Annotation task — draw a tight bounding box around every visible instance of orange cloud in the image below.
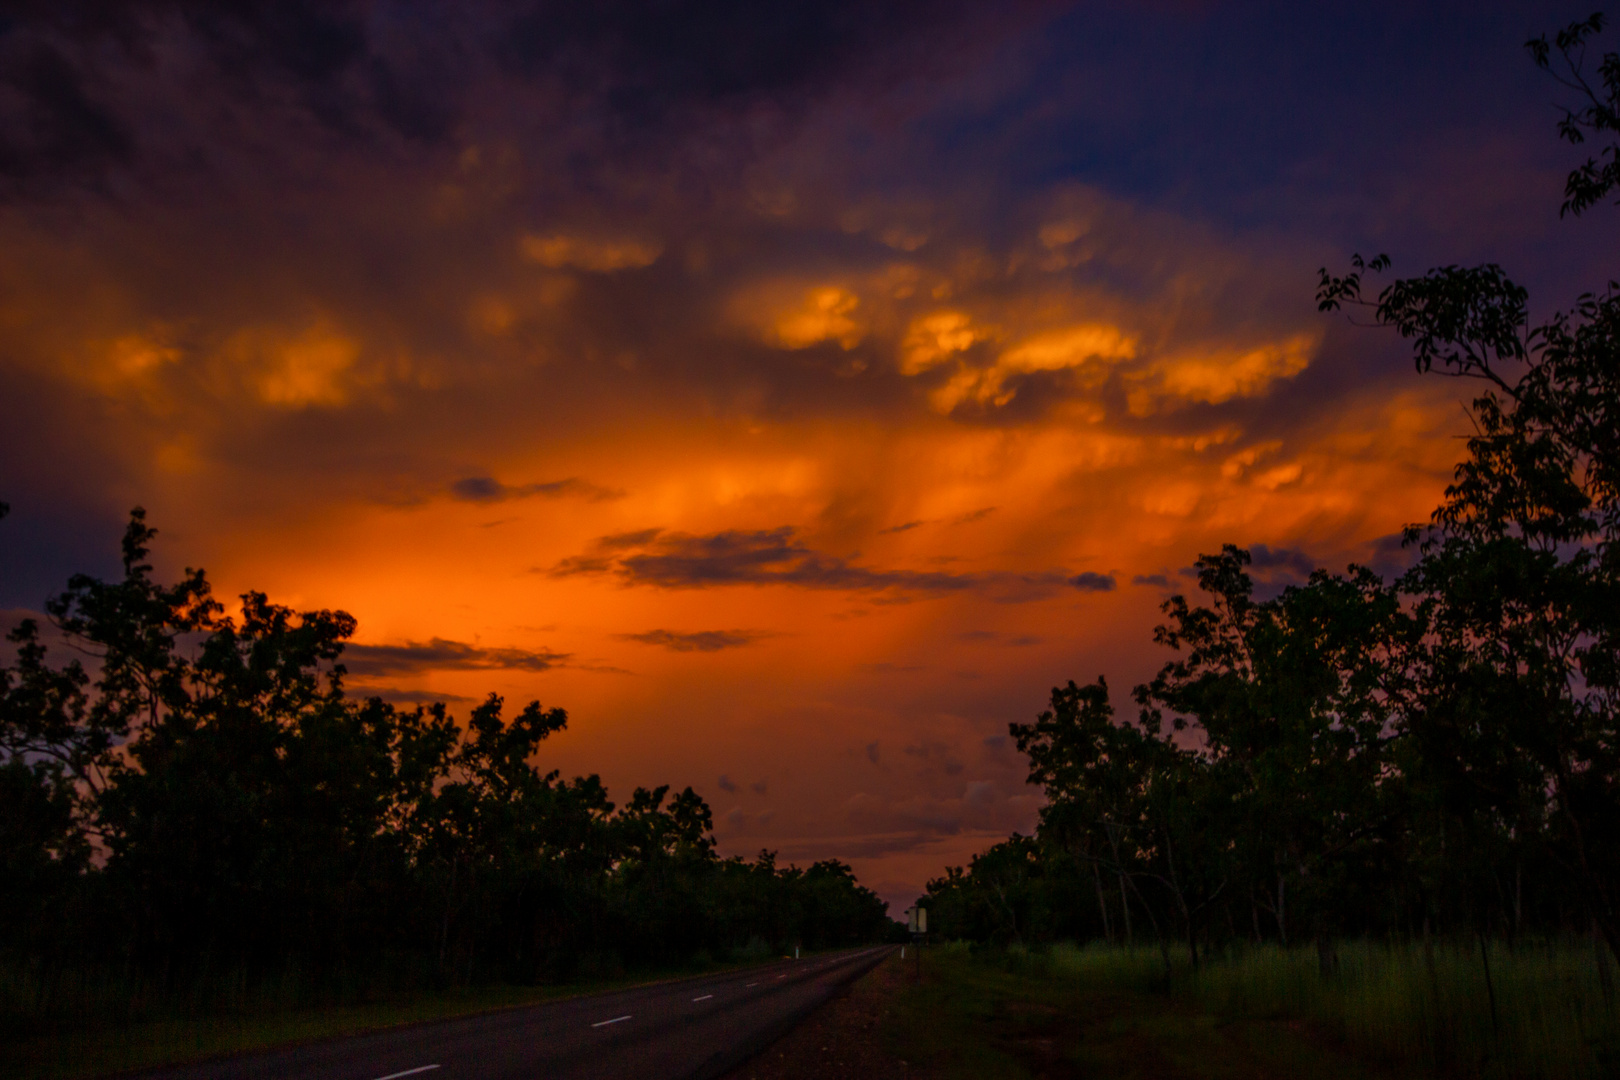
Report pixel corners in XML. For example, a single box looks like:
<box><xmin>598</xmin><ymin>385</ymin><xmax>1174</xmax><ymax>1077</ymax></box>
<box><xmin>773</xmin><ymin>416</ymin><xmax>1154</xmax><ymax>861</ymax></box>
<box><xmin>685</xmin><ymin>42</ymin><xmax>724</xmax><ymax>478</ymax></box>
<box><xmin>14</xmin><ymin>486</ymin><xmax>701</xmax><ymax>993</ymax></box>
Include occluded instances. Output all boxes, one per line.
<box><xmin>899</xmin><ymin>310</ymin><xmax>989</xmax><ymax>375</ymax></box>
<box><xmin>247</xmin><ymin>324</ymin><xmax>361</xmax><ymax>408</ymax></box>
<box><xmin>1126</xmin><ymin>333</ymin><xmax>1318</xmax><ymax>415</ymax></box>
<box><xmin>521</xmin><ymin>234</ymin><xmax>663</xmax><ymax>272</ymax></box>
<box><xmin>766</xmin><ymin>286</ymin><xmax>865</xmax><ymax>350</ymax></box>
<box><xmin>928</xmin><ymin>322</ymin><xmax>1137</xmax><ymax>411</ymax></box>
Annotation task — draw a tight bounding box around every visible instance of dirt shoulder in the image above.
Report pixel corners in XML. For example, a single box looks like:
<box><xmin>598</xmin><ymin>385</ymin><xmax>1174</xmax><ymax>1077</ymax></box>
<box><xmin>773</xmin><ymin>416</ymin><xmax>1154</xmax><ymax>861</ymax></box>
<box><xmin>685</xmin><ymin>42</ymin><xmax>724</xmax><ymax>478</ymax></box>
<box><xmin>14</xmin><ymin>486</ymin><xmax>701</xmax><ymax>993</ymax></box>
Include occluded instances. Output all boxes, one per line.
<box><xmin>717</xmin><ymin>951</ymin><xmax>917</xmax><ymax>1080</ymax></box>
<box><xmin>721</xmin><ymin>946</ymin><xmax>1412</xmax><ymax>1080</ymax></box>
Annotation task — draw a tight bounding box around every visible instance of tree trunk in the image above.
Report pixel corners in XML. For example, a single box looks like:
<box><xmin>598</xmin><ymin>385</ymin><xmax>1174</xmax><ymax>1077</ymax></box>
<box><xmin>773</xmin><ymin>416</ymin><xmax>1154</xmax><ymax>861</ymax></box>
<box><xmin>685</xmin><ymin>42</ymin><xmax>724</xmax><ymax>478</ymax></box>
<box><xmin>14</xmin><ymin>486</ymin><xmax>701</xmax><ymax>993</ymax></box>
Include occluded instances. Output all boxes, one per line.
<box><xmin>1513</xmin><ymin>862</ymin><xmax>1523</xmax><ymax>946</ymax></box>
<box><xmin>1478</xmin><ymin>931</ymin><xmax>1499</xmax><ymax>1034</ymax></box>
<box><xmin>1276</xmin><ymin>872</ymin><xmax>1288</xmax><ymax>947</ymax></box>
<box><xmin>1118</xmin><ymin>870</ymin><xmax>1134</xmax><ymax>944</ymax></box>
<box><xmin>1091</xmin><ymin>859</ymin><xmax>1113</xmax><ymax>943</ymax></box>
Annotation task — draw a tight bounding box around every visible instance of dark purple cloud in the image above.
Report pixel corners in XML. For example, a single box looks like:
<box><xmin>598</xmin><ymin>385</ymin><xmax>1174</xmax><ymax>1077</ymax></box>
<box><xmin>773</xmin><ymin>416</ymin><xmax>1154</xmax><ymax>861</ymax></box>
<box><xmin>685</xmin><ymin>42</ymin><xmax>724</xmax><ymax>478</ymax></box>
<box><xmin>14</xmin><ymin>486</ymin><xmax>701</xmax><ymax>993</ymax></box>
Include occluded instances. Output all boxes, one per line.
<box><xmin>0</xmin><ymin>0</ymin><xmax>1046</xmax><ymax>204</ymax></box>
<box><xmin>549</xmin><ymin>526</ymin><xmax>1081</xmax><ymax>600</ymax></box>
<box><xmin>1068</xmin><ymin>571</ymin><xmax>1116</xmax><ymax>592</ymax></box>
<box><xmin>342</xmin><ymin>636</ymin><xmax>569</xmax><ymax>676</ymax></box>
<box><xmin>959</xmin><ymin>629</ymin><xmax>1042</xmax><ymax>645</ymax></box>
<box><xmin>354</xmin><ymin>685</ymin><xmax>478</xmax><ymax>705</ymax></box>
<box><xmin>1248</xmin><ymin>543</ymin><xmax>1318</xmax><ymax>579</ymax></box>
<box><xmin>449</xmin><ymin>475</ymin><xmax>622</xmax><ymax>503</ymax></box>
<box><xmin>616</xmin><ymin>628</ymin><xmax>772</xmax><ymax>652</ymax></box>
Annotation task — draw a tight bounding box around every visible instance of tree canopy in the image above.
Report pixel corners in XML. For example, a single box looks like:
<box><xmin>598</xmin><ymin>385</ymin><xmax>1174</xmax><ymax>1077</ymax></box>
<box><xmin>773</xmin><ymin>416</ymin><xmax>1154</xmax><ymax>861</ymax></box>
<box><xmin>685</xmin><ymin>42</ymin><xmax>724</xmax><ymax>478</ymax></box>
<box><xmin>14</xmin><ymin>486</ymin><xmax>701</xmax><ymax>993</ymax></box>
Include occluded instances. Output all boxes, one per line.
<box><xmin>0</xmin><ymin>510</ymin><xmax>896</xmax><ymax>1003</ymax></box>
<box><xmin>926</xmin><ymin>13</ymin><xmax>1620</xmax><ymax>972</ymax></box>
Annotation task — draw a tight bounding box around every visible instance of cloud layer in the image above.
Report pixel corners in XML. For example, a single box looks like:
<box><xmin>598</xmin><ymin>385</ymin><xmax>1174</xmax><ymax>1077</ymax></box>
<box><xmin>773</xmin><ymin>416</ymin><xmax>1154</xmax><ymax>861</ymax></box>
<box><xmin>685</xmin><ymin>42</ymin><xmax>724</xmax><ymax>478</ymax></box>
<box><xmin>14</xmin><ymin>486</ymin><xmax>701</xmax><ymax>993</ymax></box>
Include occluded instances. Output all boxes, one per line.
<box><xmin>3</xmin><ymin>1</ymin><xmax>1614</xmax><ymax>910</ymax></box>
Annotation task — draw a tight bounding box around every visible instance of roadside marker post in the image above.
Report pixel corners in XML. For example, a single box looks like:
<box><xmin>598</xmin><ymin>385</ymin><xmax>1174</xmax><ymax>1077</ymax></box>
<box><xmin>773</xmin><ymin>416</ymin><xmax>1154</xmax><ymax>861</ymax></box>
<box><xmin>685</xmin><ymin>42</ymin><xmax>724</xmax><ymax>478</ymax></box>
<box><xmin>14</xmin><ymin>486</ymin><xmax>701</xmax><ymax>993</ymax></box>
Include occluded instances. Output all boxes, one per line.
<box><xmin>905</xmin><ymin>905</ymin><xmax>927</xmax><ymax>981</ymax></box>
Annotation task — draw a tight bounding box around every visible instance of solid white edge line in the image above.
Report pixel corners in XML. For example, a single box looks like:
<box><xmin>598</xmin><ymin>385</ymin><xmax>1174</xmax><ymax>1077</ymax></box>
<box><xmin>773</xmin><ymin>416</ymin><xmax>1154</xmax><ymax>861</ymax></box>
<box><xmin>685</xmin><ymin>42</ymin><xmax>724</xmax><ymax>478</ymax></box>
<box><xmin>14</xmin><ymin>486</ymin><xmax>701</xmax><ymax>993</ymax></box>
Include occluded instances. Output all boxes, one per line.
<box><xmin>692</xmin><ymin>994</ymin><xmax>714</xmax><ymax>1002</ymax></box>
<box><xmin>591</xmin><ymin>1015</ymin><xmax>633</xmax><ymax>1028</ymax></box>
<box><xmin>373</xmin><ymin>1066</ymin><xmax>441</xmax><ymax>1080</ymax></box>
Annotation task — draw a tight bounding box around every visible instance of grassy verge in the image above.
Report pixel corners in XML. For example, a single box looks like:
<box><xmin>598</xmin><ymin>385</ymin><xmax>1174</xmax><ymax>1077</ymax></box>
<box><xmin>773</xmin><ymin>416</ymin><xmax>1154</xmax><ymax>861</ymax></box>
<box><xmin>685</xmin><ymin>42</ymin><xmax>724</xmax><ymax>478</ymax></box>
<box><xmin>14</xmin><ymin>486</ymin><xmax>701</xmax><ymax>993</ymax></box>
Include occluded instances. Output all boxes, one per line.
<box><xmin>1061</xmin><ymin>938</ymin><xmax>1619</xmax><ymax>1079</ymax></box>
<box><xmin>883</xmin><ymin>939</ymin><xmax>1620</xmax><ymax>1080</ymax></box>
<box><xmin>885</xmin><ymin>943</ymin><xmax>1398</xmax><ymax>1080</ymax></box>
<box><xmin>2</xmin><ymin>955</ymin><xmax>790</xmax><ymax>1080</ymax></box>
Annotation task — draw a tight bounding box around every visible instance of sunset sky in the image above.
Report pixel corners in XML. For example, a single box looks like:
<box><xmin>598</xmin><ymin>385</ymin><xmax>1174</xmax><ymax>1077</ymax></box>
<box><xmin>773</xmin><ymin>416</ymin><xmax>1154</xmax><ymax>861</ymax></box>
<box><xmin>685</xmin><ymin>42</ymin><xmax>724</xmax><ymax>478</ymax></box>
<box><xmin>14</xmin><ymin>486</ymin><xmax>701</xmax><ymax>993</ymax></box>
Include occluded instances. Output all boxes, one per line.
<box><xmin>3</xmin><ymin>1</ymin><xmax>1618</xmax><ymax>912</ymax></box>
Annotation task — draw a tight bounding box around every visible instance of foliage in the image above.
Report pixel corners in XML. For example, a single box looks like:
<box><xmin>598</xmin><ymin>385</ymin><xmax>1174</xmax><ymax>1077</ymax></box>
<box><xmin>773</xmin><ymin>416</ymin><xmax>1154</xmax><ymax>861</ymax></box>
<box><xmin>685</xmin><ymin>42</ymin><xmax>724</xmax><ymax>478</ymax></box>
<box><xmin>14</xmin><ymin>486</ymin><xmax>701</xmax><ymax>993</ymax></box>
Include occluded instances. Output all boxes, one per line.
<box><xmin>927</xmin><ymin>15</ymin><xmax>1620</xmax><ymax>1004</ymax></box>
<box><xmin>1030</xmin><ymin>939</ymin><xmax>1617</xmax><ymax>1080</ymax></box>
<box><xmin>0</xmin><ymin>512</ymin><xmax>894</xmax><ymax>1014</ymax></box>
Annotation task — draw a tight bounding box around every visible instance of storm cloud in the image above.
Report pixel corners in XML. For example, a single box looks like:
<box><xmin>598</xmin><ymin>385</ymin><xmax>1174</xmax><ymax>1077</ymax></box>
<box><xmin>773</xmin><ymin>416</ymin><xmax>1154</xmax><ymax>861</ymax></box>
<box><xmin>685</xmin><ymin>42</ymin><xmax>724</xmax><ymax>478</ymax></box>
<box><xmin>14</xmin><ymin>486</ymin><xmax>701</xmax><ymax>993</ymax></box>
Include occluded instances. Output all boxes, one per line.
<box><xmin>450</xmin><ymin>475</ymin><xmax>622</xmax><ymax>503</ymax></box>
<box><xmin>617</xmin><ymin>628</ymin><xmax>774</xmax><ymax>652</ymax></box>
<box><xmin>342</xmin><ymin>637</ymin><xmax>570</xmax><ymax>676</ymax></box>
<box><xmin>552</xmin><ymin>527</ymin><xmax>1081</xmax><ymax>600</ymax></box>
<box><xmin>1</xmin><ymin>0</ymin><xmax>1609</xmax><ymax>912</ymax></box>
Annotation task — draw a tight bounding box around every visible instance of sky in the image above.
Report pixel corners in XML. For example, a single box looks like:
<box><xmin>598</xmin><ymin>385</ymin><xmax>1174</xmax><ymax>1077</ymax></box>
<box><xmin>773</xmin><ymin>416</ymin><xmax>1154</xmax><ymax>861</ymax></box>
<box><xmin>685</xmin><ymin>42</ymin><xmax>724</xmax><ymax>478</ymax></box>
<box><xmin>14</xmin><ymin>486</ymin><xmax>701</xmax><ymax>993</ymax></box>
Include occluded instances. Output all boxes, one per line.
<box><xmin>2</xmin><ymin>1</ymin><xmax>1618</xmax><ymax>913</ymax></box>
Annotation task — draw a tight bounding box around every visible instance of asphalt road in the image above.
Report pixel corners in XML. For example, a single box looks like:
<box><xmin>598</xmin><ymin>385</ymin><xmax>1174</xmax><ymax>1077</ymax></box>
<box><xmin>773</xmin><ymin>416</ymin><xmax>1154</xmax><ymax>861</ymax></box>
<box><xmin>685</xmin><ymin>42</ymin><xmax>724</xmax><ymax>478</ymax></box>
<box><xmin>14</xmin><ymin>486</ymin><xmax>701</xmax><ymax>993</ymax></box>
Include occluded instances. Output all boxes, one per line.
<box><xmin>142</xmin><ymin>946</ymin><xmax>895</xmax><ymax>1080</ymax></box>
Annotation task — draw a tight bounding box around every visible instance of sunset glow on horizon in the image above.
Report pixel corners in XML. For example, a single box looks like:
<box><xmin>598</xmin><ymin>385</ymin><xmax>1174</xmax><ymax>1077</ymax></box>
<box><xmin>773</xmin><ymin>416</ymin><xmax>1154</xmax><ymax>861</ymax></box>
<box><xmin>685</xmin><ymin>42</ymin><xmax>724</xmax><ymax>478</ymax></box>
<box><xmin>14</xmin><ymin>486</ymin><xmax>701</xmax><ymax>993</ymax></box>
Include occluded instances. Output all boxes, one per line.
<box><xmin>4</xmin><ymin>0</ymin><xmax>1617</xmax><ymax>912</ymax></box>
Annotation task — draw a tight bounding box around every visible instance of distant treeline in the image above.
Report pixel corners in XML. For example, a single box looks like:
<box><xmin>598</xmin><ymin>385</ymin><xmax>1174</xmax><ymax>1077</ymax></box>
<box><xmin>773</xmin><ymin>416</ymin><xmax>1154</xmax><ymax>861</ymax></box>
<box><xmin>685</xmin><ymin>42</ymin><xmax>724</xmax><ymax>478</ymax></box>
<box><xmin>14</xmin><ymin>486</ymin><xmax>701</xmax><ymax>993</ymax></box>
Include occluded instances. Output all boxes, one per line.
<box><xmin>926</xmin><ymin>17</ymin><xmax>1620</xmax><ymax>973</ymax></box>
<box><xmin>0</xmin><ymin>506</ymin><xmax>895</xmax><ymax>999</ymax></box>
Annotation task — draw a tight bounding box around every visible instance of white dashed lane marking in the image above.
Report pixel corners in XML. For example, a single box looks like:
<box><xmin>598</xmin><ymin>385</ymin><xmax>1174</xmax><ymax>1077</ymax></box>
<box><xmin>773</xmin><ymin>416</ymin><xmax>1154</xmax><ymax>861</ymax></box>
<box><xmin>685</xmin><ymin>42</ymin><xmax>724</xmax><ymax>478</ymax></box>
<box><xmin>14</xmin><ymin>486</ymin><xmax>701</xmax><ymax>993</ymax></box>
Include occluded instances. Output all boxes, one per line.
<box><xmin>692</xmin><ymin>994</ymin><xmax>713</xmax><ymax>1002</ymax></box>
<box><xmin>374</xmin><ymin>1067</ymin><xmax>440</xmax><ymax>1080</ymax></box>
<box><xmin>591</xmin><ymin>1015</ymin><xmax>632</xmax><ymax>1028</ymax></box>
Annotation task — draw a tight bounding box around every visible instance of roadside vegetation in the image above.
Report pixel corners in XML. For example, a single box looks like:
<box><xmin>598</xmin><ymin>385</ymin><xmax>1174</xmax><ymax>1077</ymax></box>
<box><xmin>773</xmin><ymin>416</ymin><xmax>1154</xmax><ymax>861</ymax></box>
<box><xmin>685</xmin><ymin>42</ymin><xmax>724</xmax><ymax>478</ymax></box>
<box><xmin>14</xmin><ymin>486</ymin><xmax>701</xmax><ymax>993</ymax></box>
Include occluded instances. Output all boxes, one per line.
<box><xmin>884</xmin><ymin>941</ymin><xmax>1617</xmax><ymax>1079</ymax></box>
<box><xmin>0</xmin><ymin>496</ymin><xmax>899</xmax><ymax>1070</ymax></box>
<box><xmin>887</xmin><ymin>944</ymin><xmax>1398</xmax><ymax>1080</ymax></box>
<box><xmin>913</xmin><ymin>15</ymin><xmax>1620</xmax><ymax>1079</ymax></box>
<box><xmin>0</xmin><ymin>519</ymin><xmax>898</xmax><ymax>1072</ymax></box>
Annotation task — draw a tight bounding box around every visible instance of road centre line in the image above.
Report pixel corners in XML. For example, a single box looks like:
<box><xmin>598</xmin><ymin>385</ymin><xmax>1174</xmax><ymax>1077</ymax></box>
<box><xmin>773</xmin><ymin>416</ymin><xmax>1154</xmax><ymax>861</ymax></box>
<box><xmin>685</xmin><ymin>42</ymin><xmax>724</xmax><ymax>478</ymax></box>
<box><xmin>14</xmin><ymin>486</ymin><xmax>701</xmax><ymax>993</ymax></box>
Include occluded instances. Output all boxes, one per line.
<box><xmin>373</xmin><ymin>1067</ymin><xmax>440</xmax><ymax>1080</ymax></box>
<box><xmin>692</xmin><ymin>994</ymin><xmax>713</xmax><ymax>1002</ymax></box>
<box><xmin>591</xmin><ymin>1015</ymin><xmax>632</xmax><ymax>1028</ymax></box>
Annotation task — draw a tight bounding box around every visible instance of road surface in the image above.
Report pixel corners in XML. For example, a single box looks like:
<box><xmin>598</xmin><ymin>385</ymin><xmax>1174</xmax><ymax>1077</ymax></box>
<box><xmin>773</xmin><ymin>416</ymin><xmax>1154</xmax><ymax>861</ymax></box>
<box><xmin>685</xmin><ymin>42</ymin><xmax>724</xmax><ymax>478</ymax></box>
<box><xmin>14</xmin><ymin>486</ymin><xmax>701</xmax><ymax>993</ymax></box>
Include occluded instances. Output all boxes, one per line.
<box><xmin>141</xmin><ymin>946</ymin><xmax>895</xmax><ymax>1080</ymax></box>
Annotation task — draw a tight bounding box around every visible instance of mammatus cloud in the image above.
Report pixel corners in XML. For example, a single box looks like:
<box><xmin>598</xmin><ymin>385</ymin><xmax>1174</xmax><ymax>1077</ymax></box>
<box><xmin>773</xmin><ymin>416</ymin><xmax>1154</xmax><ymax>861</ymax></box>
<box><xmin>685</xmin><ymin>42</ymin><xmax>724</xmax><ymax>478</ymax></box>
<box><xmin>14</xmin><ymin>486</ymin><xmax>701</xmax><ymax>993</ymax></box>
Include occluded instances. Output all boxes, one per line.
<box><xmin>548</xmin><ymin>526</ymin><xmax>1084</xmax><ymax>600</ymax></box>
<box><xmin>617</xmin><ymin>628</ymin><xmax>774</xmax><ymax>652</ymax></box>
<box><xmin>1124</xmin><ymin>335</ymin><xmax>1318</xmax><ymax>416</ymax></box>
<box><xmin>449</xmin><ymin>476</ymin><xmax>623</xmax><ymax>503</ymax></box>
<box><xmin>0</xmin><ymin>1</ymin><xmax>1014</xmax><ymax>203</ymax></box>
<box><xmin>762</xmin><ymin>286</ymin><xmax>866</xmax><ymax>350</ymax></box>
<box><xmin>927</xmin><ymin>322</ymin><xmax>1138</xmax><ymax>412</ymax></box>
<box><xmin>341</xmin><ymin>637</ymin><xmax>570</xmax><ymax>676</ymax></box>
<box><xmin>521</xmin><ymin>234</ymin><xmax>662</xmax><ymax>272</ymax></box>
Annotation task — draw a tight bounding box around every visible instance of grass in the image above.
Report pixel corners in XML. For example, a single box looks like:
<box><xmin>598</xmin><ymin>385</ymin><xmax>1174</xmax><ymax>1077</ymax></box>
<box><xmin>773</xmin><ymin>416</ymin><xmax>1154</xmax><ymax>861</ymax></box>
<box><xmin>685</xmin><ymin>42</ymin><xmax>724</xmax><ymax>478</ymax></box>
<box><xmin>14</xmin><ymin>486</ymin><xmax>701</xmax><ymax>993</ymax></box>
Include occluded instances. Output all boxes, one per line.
<box><xmin>886</xmin><ymin>943</ymin><xmax>1398</xmax><ymax>1080</ymax></box>
<box><xmin>884</xmin><ymin>938</ymin><xmax>1620</xmax><ymax>1079</ymax></box>
<box><xmin>1046</xmin><ymin>937</ymin><xmax>1620</xmax><ymax>1079</ymax></box>
<box><xmin>1</xmin><ymin>953</ymin><xmax>790</xmax><ymax>1080</ymax></box>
